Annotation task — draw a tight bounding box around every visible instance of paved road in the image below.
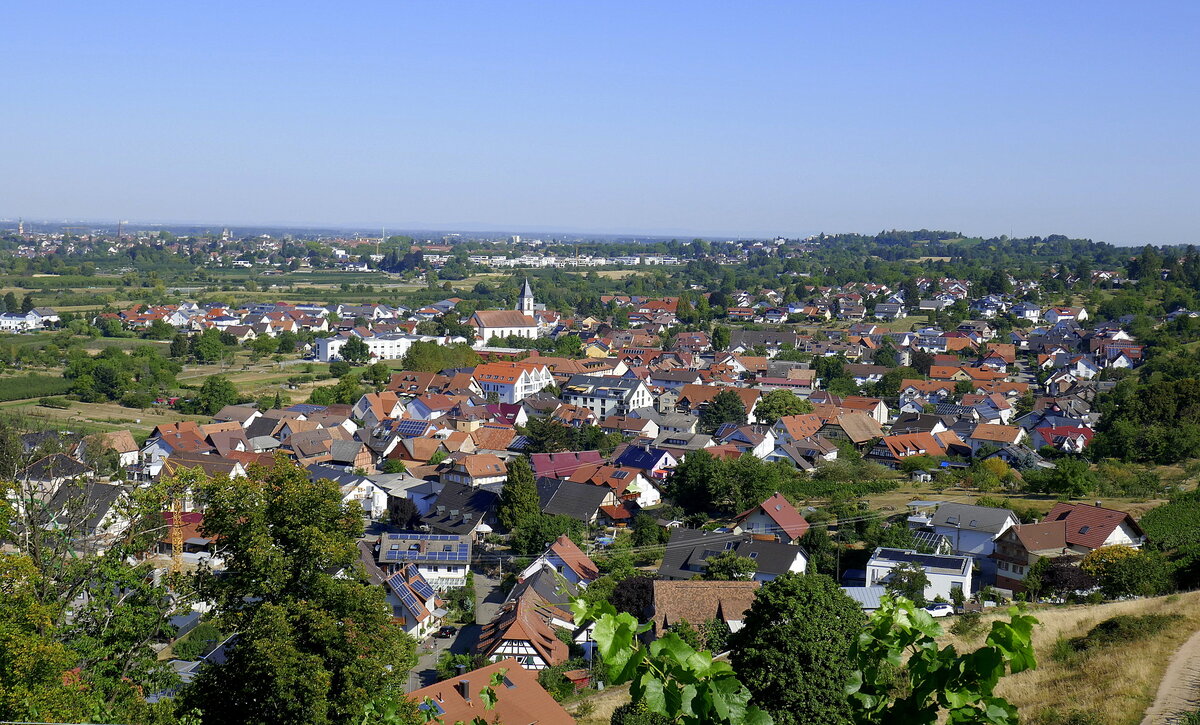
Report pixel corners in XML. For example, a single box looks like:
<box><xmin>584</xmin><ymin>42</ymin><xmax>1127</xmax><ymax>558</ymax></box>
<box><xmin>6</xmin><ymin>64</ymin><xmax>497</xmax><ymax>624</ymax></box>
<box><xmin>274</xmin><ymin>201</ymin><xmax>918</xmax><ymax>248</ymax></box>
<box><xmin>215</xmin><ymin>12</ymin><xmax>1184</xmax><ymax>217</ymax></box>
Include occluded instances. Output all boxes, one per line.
<box><xmin>404</xmin><ymin>566</ymin><xmax>505</xmax><ymax>692</ymax></box>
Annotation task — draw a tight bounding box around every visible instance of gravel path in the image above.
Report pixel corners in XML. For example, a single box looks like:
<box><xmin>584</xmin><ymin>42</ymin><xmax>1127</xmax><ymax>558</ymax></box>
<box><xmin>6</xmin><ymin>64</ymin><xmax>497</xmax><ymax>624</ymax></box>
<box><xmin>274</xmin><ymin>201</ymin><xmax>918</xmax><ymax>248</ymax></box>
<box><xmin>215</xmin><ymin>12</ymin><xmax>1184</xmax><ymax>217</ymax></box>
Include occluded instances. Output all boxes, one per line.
<box><xmin>1142</xmin><ymin>628</ymin><xmax>1200</xmax><ymax>724</ymax></box>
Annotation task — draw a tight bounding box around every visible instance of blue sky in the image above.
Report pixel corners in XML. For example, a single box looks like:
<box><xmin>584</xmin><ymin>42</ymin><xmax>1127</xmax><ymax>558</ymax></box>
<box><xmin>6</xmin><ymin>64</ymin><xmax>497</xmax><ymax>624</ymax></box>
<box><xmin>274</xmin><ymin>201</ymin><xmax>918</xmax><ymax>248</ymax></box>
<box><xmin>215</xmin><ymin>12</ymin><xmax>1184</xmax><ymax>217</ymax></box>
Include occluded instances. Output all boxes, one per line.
<box><xmin>3</xmin><ymin>2</ymin><xmax>1198</xmax><ymax>243</ymax></box>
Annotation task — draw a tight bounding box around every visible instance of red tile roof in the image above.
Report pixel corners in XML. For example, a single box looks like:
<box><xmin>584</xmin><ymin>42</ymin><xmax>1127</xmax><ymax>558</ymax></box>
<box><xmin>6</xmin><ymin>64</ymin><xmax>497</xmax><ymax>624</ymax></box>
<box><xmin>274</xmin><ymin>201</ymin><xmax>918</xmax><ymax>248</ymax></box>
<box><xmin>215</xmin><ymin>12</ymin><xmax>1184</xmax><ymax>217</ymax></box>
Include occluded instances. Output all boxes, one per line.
<box><xmin>1044</xmin><ymin>502</ymin><xmax>1143</xmax><ymax>550</ymax></box>
<box><xmin>735</xmin><ymin>493</ymin><xmax>809</xmax><ymax>541</ymax></box>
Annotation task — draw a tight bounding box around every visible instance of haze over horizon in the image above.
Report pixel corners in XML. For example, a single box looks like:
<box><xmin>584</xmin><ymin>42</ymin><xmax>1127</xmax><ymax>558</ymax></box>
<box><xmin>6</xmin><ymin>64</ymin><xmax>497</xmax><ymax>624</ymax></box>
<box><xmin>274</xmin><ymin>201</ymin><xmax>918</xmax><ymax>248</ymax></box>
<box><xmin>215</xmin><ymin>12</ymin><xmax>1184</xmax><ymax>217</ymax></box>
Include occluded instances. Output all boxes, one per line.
<box><xmin>4</xmin><ymin>2</ymin><xmax>1198</xmax><ymax>246</ymax></box>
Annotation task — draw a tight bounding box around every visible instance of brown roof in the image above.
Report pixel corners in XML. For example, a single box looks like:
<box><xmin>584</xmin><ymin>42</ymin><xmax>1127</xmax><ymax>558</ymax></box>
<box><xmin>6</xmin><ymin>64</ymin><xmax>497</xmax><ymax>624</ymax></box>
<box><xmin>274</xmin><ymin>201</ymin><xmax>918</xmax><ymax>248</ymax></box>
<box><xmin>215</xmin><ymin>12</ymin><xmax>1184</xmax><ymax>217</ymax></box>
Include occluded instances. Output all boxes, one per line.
<box><xmin>86</xmin><ymin>430</ymin><xmax>139</xmax><ymax>454</ymax></box>
<box><xmin>1010</xmin><ymin>521</ymin><xmax>1068</xmax><ymax>554</ymax></box>
<box><xmin>1044</xmin><ymin>502</ymin><xmax>1144</xmax><ymax>550</ymax></box>
<box><xmin>161</xmin><ymin>451</ymin><xmax>242</xmax><ymax>478</ymax></box>
<box><xmin>547</xmin><ymin>534</ymin><xmax>600</xmax><ymax>581</ymax></box>
<box><xmin>775</xmin><ymin>413</ymin><xmax>824</xmax><ymax>440</ymax></box>
<box><xmin>651</xmin><ymin>580</ymin><xmax>760</xmax><ymax>635</ymax></box>
<box><xmin>823</xmin><ymin>412</ymin><xmax>883</xmax><ymax>444</ymax></box>
<box><xmin>970</xmin><ymin>424</ymin><xmax>1023</xmax><ymax>443</ymax></box>
<box><xmin>472</xmin><ymin>310</ymin><xmax>536</xmax><ymax>328</ymax></box>
<box><xmin>470</xmin><ymin>426</ymin><xmax>516</xmax><ymax>451</ymax></box>
<box><xmin>408</xmin><ymin>659</ymin><xmax>573</xmax><ymax>725</ymax></box>
<box><xmin>735</xmin><ymin>493</ymin><xmax>809</xmax><ymax>541</ymax></box>
<box><xmin>474</xmin><ymin>599</ymin><xmax>568</xmax><ymax>667</ymax></box>
<box><xmin>453</xmin><ymin>453</ymin><xmax>507</xmax><ymax>478</ymax></box>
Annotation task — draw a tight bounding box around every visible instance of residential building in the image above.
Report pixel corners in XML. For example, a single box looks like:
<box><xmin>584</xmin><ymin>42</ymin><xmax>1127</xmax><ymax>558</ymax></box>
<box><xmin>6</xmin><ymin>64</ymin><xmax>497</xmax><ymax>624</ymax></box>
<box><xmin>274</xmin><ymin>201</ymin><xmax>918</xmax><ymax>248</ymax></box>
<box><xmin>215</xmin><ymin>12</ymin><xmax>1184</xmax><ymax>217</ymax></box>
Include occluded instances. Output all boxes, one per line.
<box><xmin>375</xmin><ymin>532</ymin><xmax>471</xmax><ymax>589</ymax></box>
<box><xmin>658</xmin><ymin>529</ymin><xmax>807</xmax><ymax>582</ymax></box>
<box><xmin>407</xmin><ymin>659</ymin><xmax>574</xmax><ymax>724</ymax></box>
<box><xmin>866</xmin><ymin>547</ymin><xmax>973</xmax><ymax>602</ymax></box>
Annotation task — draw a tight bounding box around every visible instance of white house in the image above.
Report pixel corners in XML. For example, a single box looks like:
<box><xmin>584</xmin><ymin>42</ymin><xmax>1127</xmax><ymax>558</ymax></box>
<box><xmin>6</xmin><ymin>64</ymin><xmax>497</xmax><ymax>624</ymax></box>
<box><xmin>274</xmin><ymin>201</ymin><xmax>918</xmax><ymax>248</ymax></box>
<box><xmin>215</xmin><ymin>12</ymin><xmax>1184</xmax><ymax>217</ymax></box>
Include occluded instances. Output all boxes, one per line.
<box><xmin>561</xmin><ymin>375</ymin><xmax>655</xmax><ymax>418</ymax></box>
<box><xmin>931</xmin><ymin>502</ymin><xmax>1018</xmax><ymax>579</ymax></box>
<box><xmin>316</xmin><ymin>332</ymin><xmax>468</xmax><ymax>362</ymax></box>
<box><xmin>472</xmin><ymin>361</ymin><xmax>555</xmax><ymax>404</ymax></box>
<box><xmin>516</xmin><ymin>535</ymin><xmax>601</xmax><ymax>587</ymax></box>
<box><xmin>866</xmin><ymin>547</ymin><xmax>973</xmax><ymax>602</ymax></box>
<box><xmin>383</xmin><ymin>564</ymin><xmax>444</xmax><ymax>640</ymax></box>
<box><xmin>470</xmin><ymin>310</ymin><xmax>539</xmax><ymax>342</ymax></box>
<box><xmin>375</xmin><ymin>532</ymin><xmax>471</xmax><ymax>590</ymax></box>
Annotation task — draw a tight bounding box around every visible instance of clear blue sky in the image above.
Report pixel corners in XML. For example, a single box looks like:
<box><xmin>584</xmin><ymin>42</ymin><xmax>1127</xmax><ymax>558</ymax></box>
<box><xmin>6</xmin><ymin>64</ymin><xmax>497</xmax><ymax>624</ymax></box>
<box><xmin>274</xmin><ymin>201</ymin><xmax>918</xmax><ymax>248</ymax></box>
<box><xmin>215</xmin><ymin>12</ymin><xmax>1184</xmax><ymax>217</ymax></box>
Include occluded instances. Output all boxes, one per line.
<box><xmin>3</xmin><ymin>2</ymin><xmax>1198</xmax><ymax>244</ymax></box>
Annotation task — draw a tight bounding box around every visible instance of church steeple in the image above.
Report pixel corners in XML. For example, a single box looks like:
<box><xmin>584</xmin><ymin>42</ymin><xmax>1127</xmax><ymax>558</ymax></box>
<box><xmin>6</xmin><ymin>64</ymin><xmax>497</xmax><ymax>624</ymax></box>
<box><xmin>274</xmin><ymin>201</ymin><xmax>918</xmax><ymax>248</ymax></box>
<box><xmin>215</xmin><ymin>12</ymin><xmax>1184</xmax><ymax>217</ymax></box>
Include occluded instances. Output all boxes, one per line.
<box><xmin>517</xmin><ymin>278</ymin><xmax>536</xmax><ymax>314</ymax></box>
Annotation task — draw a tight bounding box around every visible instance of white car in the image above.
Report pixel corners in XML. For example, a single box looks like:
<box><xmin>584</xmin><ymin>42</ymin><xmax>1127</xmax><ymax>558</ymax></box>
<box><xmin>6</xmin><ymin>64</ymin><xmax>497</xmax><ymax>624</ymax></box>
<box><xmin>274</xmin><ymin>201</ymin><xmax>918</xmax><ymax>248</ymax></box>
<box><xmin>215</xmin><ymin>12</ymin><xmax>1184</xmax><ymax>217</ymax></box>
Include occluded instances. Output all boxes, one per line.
<box><xmin>924</xmin><ymin>603</ymin><xmax>954</xmax><ymax>618</ymax></box>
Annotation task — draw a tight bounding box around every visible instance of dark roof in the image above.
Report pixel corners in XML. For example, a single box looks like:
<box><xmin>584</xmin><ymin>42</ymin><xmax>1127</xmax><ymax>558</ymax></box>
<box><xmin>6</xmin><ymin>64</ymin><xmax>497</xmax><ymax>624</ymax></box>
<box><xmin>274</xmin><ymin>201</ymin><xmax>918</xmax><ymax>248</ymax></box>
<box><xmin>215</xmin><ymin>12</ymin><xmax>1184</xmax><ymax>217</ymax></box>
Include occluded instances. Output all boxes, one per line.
<box><xmin>613</xmin><ymin>445</ymin><xmax>672</xmax><ymax>470</ymax></box>
<box><xmin>19</xmin><ymin>453</ymin><xmax>93</xmax><ymax>482</ymax></box>
<box><xmin>535</xmin><ymin>477</ymin><xmax>610</xmax><ymax>522</ymax></box>
<box><xmin>658</xmin><ymin>528</ymin><xmax>807</xmax><ymax>580</ymax></box>
<box><xmin>421</xmin><ymin>482</ymin><xmax>499</xmax><ymax>535</ymax></box>
<box><xmin>44</xmin><ymin>480</ymin><xmax>125</xmax><ymax>535</ymax></box>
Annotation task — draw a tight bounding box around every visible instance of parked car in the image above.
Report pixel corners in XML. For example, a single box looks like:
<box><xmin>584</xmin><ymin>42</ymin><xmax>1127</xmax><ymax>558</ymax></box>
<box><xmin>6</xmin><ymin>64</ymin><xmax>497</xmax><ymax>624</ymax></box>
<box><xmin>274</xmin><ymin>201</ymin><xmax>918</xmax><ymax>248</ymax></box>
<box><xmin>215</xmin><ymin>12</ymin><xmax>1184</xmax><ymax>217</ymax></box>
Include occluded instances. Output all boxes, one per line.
<box><xmin>924</xmin><ymin>603</ymin><xmax>954</xmax><ymax>618</ymax></box>
<box><xmin>436</xmin><ymin>625</ymin><xmax>457</xmax><ymax>639</ymax></box>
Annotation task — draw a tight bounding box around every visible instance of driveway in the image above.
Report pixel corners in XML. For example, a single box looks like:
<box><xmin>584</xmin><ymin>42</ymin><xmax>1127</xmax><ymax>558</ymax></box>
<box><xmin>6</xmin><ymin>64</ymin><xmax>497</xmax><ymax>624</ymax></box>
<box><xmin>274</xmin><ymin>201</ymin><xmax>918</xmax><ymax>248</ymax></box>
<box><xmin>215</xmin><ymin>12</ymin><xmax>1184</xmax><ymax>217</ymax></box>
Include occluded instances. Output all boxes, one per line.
<box><xmin>404</xmin><ymin>566</ymin><xmax>505</xmax><ymax>692</ymax></box>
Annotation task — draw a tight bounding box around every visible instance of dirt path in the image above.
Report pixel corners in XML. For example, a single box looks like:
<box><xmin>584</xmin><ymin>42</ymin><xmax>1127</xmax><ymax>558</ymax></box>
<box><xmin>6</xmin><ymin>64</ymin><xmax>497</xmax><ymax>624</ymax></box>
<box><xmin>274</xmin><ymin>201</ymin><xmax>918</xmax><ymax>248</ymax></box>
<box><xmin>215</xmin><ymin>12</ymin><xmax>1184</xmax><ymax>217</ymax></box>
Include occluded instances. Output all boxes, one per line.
<box><xmin>1142</xmin><ymin>627</ymin><xmax>1200</xmax><ymax>724</ymax></box>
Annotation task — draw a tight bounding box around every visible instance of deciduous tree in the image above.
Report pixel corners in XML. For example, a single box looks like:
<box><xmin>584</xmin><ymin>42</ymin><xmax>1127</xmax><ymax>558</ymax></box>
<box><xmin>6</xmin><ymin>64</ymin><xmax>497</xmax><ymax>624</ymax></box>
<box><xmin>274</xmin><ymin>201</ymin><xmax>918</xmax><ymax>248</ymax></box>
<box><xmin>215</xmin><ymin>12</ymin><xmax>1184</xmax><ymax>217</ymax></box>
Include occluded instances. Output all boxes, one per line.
<box><xmin>731</xmin><ymin>573</ymin><xmax>866</xmax><ymax>725</ymax></box>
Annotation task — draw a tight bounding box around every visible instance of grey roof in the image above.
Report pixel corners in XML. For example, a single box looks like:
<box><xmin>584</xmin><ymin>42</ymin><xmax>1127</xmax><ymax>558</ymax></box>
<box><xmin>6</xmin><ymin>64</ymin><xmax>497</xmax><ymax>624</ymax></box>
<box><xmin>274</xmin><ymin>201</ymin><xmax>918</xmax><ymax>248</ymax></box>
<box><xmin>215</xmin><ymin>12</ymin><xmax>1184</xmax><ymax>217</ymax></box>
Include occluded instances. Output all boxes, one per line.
<box><xmin>43</xmin><ymin>480</ymin><xmax>124</xmax><ymax>535</ymax></box>
<box><xmin>658</xmin><ymin>528</ymin><xmax>806</xmax><ymax>580</ymax></box>
<box><xmin>652</xmin><ymin>432</ymin><xmax>714</xmax><ymax>451</ymax></box>
<box><xmin>305</xmin><ymin>463</ymin><xmax>367</xmax><ymax>487</ymax></box>
<box><xmin>840</xmin><ymin>585</ymin><xmax>888</xmax><ymax>611</ymax></box>
<box><xmin>534</xmin><ymin>477</ymin><xmax>609</xmax><ymax>522</ymax></box>
<box><xmin>19</xmin><ymin>453</ymin><xmax>93</xmax><ymax>482</ymax></box>
<box><xmin>329</xmin><ymin>440</ymin><xmax>365</xmax><ymax>464</ymax></box>
<box><xmin>930</xmin><ymin>502</ymin><xmax>1017</xmax><ymax>535</ymax></box>
<box><xmin>421</xmin><ymin>482</ymin><xmax>498</xmax><ymax>535</ymax></box>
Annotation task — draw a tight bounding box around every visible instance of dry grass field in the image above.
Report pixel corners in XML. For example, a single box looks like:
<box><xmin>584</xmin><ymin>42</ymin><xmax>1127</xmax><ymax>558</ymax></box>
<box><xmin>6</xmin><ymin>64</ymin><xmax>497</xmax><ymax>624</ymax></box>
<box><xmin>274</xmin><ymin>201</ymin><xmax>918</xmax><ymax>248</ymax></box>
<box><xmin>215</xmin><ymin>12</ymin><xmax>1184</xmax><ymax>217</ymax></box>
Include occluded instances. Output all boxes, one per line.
<box><xmin>944</xmin><ymin>592</ymin><xmax>1200</xmax><ymax>724</ymax></box>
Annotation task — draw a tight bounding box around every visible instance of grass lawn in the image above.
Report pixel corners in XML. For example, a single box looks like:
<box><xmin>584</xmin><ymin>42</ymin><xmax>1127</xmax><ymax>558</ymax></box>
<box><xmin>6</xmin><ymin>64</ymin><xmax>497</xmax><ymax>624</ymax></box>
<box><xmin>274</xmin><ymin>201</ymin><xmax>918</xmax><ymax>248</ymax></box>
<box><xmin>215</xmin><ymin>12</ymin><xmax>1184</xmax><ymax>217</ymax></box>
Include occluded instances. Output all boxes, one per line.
<box><xmin>943</xmin><ymin>591</ymin><xmax>1200</xmax><ymax>725</ymax></box>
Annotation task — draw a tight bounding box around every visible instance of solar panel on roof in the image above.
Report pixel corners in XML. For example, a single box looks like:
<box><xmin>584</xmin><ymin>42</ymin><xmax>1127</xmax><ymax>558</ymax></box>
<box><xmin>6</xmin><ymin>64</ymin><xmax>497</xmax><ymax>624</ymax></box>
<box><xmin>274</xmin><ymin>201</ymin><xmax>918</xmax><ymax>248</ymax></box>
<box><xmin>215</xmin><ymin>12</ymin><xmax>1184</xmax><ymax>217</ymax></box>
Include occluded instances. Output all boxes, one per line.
<box><xmin>411</xmin><ymin>578</ymin><xmax>434</xmax><ymax>600</ymax></box>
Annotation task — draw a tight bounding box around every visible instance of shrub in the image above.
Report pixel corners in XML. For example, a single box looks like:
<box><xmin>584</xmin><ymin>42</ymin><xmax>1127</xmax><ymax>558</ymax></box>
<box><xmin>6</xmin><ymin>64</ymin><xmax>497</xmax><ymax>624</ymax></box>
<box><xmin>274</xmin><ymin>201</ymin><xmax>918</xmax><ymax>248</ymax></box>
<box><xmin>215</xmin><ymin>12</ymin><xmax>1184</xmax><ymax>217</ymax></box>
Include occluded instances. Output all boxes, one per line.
<box><xmin>173</xmin><ymin>621</ymin><xmax>223</xmax><ymax>661</ymax></box>
<box><xmin>949</xmin><ymin>610</ymin><xmax>984</xmax><ymax>638</ymax></box>
<box><xmin>1065</xmin><ymin>613</ymin><xmax>1182</xmax><ymax>656</ymax></box>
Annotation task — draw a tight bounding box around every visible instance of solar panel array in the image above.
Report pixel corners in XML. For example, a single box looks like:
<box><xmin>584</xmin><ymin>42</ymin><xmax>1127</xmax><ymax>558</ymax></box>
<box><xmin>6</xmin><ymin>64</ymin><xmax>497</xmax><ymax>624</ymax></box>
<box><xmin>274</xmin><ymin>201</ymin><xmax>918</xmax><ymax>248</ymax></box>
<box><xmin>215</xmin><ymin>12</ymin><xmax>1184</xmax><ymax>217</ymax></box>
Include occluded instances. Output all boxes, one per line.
<box><xmin>395</xmin><ymin>419</ymin><xmax>430</xmax><ymax>438</ymax></box>
<box><xmin>380</xmin><ymin>533</ymin><xmax>470</xmax><ymax>563</ymax></box>
<box><xmin>395</xmin><ymin>585</ymin><xmax>420</xmax><ymax>612</ymax></box>
<box><xmin>410</xmin><ymin>576</ymin><xmax>435</xmax><ymax>600</ymax></box>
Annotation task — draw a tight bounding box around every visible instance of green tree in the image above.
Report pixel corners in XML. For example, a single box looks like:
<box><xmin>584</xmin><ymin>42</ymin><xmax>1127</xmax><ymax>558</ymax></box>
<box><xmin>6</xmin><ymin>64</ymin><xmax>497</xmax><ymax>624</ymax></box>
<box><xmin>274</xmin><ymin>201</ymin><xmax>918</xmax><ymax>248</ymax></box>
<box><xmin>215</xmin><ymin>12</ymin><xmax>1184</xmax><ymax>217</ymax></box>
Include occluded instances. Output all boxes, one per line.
<box><xmin>882</xmin><ymin>562</ymin><xmax>930</xmax><ymax>606</ymax></box>
<box><xmin>700</xmin><ymin>389</ymin><xmax>748</xmax><ymax>433</ymax></box>
<box><xmin>702</xmin><ymin>551</ymin><xmax>758</xmax><ymax>581</ymax></box>
<box><xmin>572</xmin><ymin>598</ymin><xmax>771</xmax><ymax>725</ymax></box>
<box><xmin>509</xmin><ymin>514</ymin><xmax>583</xmax><ymax>556</ymax></box>
<box><xmin>711</xmin><ymin>325</ymin><xmax>731</xmax><ymax>351</ymax></box>
<box><xmin>847</xmin><ymin>596</ymin><xmax>1037</xmax><ymax>724</ymax></box>
<box><xmin>182</xmin><ymin>458</ymin><xmax>416</xmax><ymax>724</ymax></box>
<box><xmin>497</xmin><ymin>456</ymin><xmax>539</xmax><ymax>532</ymax></box>
<box><xmin>365</xmin><ymin>360</ymin><xmax>391</xmax><ymax>388</ymax></box>
<box><xmin>170</xmin><ymin>334</ymin><xmax>188</xmax><ymax>358</ymax></box>
<box><xmin>731</xmin><ymin>573</ymin><xmax>866</xmax><ymax>725</ymax></box>
<box><xmin>190</xmin><ymin>327</ymin><xmax>229</xmax><ymax>364</ymax></box>
<box><xmin>753</xmin><ymin>389</ymin><xmax>813</xmax><ymax>426</ymax></box>
<box><xmin>196</xmin><ymin>374</ymin><xmax>240</xmax><ymax>415</ymax></box>
<box><xmin>341</xmin><ymin>335</ymin><xmax>371</xmax><ymax>364</ymax></box>
<box><xmin>19</xmin><ymin>294</ymin><xmax>34</xmax><ymax>314</ymax></box>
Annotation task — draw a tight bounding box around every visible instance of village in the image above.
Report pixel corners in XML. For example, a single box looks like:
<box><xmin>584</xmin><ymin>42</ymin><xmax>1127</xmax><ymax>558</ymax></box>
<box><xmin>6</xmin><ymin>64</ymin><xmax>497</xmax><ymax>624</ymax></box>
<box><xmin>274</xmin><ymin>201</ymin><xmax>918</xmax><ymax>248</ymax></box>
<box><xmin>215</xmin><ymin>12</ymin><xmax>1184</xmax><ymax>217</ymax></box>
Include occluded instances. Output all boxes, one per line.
<box><xmin>9</xmin><ymin>260</ymin><xmax>1178</xmax><ymax>723</ymax></box>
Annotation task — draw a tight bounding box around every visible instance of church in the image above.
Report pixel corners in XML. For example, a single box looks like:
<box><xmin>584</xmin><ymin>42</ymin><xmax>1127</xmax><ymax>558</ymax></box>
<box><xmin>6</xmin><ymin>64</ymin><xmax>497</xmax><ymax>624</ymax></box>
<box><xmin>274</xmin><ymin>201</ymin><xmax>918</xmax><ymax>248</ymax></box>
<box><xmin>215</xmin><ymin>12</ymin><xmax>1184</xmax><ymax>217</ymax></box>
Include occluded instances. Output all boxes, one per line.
<box><xmin>469</xmin><ymin>279</ymin><xmax>542</xmax><ymax>343</ymax></box>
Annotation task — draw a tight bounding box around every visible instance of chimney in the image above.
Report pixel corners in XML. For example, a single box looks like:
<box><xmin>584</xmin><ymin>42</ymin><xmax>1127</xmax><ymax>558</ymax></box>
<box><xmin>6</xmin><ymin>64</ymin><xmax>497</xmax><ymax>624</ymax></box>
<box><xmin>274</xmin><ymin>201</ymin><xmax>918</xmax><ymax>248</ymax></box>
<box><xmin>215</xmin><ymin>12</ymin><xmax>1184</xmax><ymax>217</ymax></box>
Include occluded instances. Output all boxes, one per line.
<box><xmin>1095</xmin><ymin>501</ymin><xmax>1102</xmax><ymax>508</ymax></box>
<box><xmin>456</xmin><ymin>679</ymin><xmax>471</xmax><ymax>701</ymax></box>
